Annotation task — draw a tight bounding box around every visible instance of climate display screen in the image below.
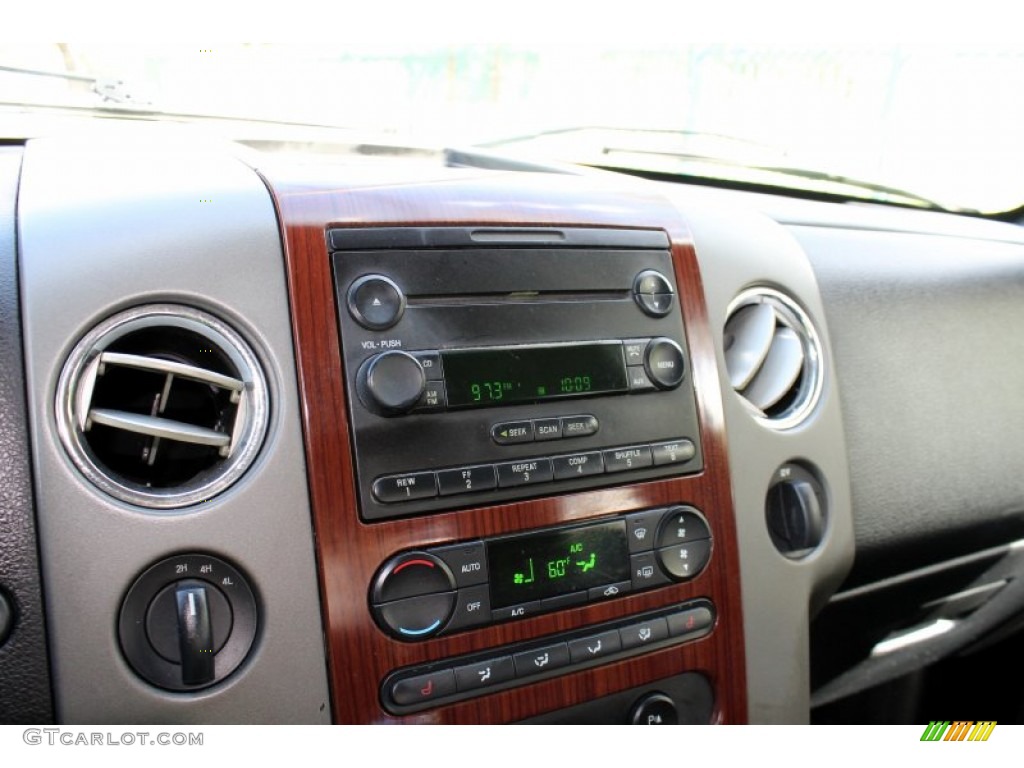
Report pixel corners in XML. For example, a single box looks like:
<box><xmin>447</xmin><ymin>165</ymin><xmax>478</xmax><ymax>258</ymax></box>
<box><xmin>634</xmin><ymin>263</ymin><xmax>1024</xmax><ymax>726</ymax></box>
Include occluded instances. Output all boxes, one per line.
<box><xmin>441</xmin><ymin>342</ymin><xmax>628</xmax><ymax>409</ymax></box>
<box><xmin>487</xmin><ymin>520</ymin><xmax>630</xmax><ymax>609</ymax></box>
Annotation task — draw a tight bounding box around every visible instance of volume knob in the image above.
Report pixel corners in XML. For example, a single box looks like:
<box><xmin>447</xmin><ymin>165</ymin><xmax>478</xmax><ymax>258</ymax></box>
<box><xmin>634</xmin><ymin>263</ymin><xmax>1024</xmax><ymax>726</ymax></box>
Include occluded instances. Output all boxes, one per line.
<box><xmin>358</xmin><ymin>351</ymin><xmax>426</xmax><ymax>415</ymax></box>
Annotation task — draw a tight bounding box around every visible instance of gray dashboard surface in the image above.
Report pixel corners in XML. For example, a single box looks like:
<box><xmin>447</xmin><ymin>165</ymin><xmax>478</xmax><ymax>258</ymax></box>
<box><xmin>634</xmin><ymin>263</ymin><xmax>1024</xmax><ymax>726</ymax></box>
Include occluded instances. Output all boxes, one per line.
<box><xmin>0</xmin><ymin>147</ymin><xmax>54</xmax><ymax>723</ymax></box>
<box><xmin>17</xmin><ymin>133</ymin><xmax>330</xmax><ymax>723</ymax></box>
<box><xmin>793</xmin><ymin>224</ymin><xmax>1024</xmax><ymax>585</ymax></box>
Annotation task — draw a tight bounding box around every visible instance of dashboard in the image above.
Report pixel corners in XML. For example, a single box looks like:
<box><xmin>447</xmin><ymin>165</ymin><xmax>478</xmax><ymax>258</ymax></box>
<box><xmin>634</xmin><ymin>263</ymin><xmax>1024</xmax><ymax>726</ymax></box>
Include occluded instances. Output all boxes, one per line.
<box><xmin>1</xmin><ymin>130</ymin><xmax>1023</xmax><ymax>724</ymax></box>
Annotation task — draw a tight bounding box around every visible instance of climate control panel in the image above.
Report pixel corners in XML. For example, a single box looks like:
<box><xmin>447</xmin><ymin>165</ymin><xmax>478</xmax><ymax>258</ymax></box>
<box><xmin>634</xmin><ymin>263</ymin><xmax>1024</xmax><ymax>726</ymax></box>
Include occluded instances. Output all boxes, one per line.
<box><xmin>370</xmin><ymin>506</ymin><xmax>713</xmax><ymax>641</ymax></box>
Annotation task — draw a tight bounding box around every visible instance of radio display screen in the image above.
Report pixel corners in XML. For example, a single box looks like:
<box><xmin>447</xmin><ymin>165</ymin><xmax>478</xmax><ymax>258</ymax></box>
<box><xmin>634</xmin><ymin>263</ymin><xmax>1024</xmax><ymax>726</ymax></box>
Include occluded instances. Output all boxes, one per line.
<box><xmin>441</xmin><ymin>342</ymin><xmax>628</xmax><ymax>408</ymax></box>
<box><xmin>487</xmin><ymin>520</ymin><xmax>630</xmax><ymax>609</ymax></box>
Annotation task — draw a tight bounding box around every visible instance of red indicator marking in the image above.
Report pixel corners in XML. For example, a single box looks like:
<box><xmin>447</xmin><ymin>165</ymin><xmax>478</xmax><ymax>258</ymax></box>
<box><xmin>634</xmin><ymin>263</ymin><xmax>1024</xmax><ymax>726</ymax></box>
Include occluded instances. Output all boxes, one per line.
<box><xmin>394</xmin><ymin>558</ymin><xmax>435</xmax><ymax>575</ymax></box>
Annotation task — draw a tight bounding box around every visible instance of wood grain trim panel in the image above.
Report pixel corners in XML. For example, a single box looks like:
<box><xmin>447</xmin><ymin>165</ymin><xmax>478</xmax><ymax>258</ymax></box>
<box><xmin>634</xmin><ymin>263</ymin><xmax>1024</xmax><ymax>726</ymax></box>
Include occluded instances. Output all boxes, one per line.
<box><xmin>261</xmin><ymin>166</ymin><xmax>747</xmax><ymax>723</ymax></box>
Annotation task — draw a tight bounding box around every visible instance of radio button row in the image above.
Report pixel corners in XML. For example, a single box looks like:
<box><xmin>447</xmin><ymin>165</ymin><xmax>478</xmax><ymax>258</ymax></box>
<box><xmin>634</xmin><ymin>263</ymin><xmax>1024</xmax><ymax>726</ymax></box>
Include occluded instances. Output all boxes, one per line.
<box><xmin>372</xmin><ymin>472</ymin><xmax>438</xmax><ymax>503</ymax></box>
<box><xmin>496</xmin><ymin>459</ymin><xmax>553</xmax><ymax>487</ymax></box>
<box><xmin>620</xmin><ymin>616</ymin><xmax>670</xmax><ymax>651</ymax></box>
<box><xmin>437</xmin><ymin>465</ymin><xmax>496</xmax><ymax>496</ymax></box>
<box><xmin>373</xmin><ymin>438</ymin><xmax>696</xmax><ymax>504</ymax></box>
<box><xmin>454</xmin><ymin>656</ymin><xmax>515</xmax><ymax>692</ymax></box>
<box><xmin>552</xmin><ymin>451</ymin><xmax>604</xmax><ymax>480</ymax></box>
<box><xmin>491</xmin><ymin>415</ymin><xmax>599</xmax><ymax>445</ymax></box>
<box><xmin>568</xmin><ymin>630</ymin><xmax>621</xmax><ymax>664</ymax></box>
<box><xmin>651</xmin><ymin>439</ymin><xmax>696</xmax><ymax>466</ymax></box>
<box><xmin>603</xmin><ymin>445</ymin><xmax>654</xmax><ymax>473</ymax></box>
<box><xmin>513</xmin><ymin>642</ymin><xmax>571</xmax><ymax>678</ymax></box>
<box><xmin>432</xmin><ymin>541</ymin><xmax>489</xmax><ymax>587</ymax></box>
<box><xmin>491</xmin><ymin>420</ymin><xmax>534</xmax><ymax>444</ymax></box>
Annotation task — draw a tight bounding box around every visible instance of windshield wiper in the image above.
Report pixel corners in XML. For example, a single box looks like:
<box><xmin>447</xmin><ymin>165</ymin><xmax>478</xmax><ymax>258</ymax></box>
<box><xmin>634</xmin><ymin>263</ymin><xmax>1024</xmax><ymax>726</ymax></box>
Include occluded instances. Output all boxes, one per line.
<box><xmin>0</xmin><ymin>63</ymin><xmax>148</xmax><ymax>106</ymax></box>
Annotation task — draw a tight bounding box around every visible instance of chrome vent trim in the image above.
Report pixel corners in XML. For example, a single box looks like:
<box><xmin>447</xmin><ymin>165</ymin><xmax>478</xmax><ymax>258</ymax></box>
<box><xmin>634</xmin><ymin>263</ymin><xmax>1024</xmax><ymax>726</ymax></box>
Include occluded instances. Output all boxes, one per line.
<box><xmin>56</xmin><ymin>305</ymin><xmax>269</xmax><ymax>509</ymax></box>
<box><xmin>723</xmin><ymin>288</ymin><xmax>823</xmax><ymax>429</ymax></box>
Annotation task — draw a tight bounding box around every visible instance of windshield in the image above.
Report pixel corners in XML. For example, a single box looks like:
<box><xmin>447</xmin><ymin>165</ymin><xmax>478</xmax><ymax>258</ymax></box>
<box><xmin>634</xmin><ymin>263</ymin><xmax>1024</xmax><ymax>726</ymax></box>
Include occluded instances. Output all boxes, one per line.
<box><xmin>1</xmin><ymin>43</ymin><xmax>1022</xmax><ymax>214</ymax></box>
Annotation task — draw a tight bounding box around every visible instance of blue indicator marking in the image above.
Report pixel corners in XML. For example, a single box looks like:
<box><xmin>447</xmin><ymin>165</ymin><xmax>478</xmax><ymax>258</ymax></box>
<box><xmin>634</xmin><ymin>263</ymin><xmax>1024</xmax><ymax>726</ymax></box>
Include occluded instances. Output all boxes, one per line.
<box><xmin>399</xmin><ymin>619</ymin><xmax>442</xmax><ymax>636</ymax></box>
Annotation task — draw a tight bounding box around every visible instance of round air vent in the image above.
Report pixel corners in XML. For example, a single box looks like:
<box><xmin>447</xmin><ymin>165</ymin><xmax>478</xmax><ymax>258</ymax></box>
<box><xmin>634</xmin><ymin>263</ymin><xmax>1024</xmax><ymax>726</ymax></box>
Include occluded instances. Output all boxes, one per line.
<box><xmin>723</xmin><ymin>288</ymin><xmax>823</xmax><ymax>429</ymax></box>
<box><xmin>56</xmin><ymin>305</ymin><xmax>269</xmax><ymax>509</ymax></box>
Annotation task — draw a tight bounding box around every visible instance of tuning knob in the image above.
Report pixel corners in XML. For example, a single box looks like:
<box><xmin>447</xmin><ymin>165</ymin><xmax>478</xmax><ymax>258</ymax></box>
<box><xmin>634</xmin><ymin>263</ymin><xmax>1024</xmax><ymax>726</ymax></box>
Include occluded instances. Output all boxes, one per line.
<box><xmin>357</xmin><ymin>351</ymin><xmax>426</xmax><ymax>415</ymax></box>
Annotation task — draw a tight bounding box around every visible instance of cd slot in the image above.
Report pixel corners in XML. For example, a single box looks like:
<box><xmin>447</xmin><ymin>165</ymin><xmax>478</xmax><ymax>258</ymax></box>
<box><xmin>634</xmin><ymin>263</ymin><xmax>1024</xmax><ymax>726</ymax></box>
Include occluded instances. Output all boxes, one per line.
<box><xmin>408</xmin><ymin>289</ymin><xmax>630</xmax><ymax>307</ymax></box>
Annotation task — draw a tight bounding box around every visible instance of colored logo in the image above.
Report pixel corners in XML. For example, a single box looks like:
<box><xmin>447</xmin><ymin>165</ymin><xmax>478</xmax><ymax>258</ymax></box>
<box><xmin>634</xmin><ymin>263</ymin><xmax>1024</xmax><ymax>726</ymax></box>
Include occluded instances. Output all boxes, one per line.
<box><xmin>920</xmin><ymin>721</ymin><xmax>996</xmax><ymax>741</ymax></box>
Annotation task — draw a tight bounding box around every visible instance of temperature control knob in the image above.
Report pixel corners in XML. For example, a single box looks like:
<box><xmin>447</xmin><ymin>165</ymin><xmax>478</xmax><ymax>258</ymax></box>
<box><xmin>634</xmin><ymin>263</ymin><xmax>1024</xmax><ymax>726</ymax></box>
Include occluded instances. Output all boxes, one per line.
<box><xmin>357</xmin><ymin>351</ymin><xmax>426</xmax><ymax>415</ymax></box>
<box><xmin>371</xmin><ymin>552</ymin><xmax>456</xmax><ymax>640</ymax></box>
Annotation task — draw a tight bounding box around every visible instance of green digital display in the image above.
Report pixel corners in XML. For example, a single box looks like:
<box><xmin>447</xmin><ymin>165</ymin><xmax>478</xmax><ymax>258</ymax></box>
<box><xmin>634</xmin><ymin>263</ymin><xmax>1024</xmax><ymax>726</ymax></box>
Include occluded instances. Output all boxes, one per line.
<box><xmin>441</xmin><ymin>342</ymin><xmax>628</xmax><ymax>409</ymax></box>
<box><xmin>487</xmin><ymin>520</ymin><xmax>630</xmax><ymax>609</ymax></box>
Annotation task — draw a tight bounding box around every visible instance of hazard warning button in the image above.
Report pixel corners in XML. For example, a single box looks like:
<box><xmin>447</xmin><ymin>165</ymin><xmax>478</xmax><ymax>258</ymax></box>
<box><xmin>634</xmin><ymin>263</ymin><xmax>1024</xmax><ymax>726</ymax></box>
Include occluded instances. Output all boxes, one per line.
<box><xmin>347</xmin><ymin>274</ymin><xmax>406</xmax><ymax>330</ymax></box>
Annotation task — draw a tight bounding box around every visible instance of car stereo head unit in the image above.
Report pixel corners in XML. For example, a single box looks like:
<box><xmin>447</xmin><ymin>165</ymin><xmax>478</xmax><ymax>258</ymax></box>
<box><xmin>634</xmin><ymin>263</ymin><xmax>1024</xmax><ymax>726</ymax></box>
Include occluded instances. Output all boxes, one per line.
<box><xmin>330</xmin><ymin>226</ymin><xmax>704</xmax><ymax>521</ymax></box>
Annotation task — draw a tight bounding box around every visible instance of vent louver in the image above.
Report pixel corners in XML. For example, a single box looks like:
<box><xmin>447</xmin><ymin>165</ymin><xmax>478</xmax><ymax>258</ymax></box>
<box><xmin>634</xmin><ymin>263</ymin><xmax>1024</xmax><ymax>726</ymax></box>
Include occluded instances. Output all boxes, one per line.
<box><xmin>723</xmin><ymin>288</ymin><xmax>823</xmax><ymax>429</ymax></box>
<box><xmin>56</xmin><ymin>305</ymin><xmax>269</xmax><ymax>508</ymax></box>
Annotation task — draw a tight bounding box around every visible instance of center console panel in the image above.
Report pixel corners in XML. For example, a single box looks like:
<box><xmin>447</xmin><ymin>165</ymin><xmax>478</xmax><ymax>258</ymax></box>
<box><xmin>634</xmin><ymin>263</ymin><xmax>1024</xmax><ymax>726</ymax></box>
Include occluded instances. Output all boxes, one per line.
<box><xmin>265</xmin><ymin>169</ymin><xmax>747</xmax><ymax>723</ymax></box>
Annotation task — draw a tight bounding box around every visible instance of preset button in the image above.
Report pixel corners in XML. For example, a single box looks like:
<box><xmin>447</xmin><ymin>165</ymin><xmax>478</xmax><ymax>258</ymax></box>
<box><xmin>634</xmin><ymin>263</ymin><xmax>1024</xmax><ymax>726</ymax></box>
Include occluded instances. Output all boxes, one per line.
<box><xmin>372</xmin><ymin>472</ymin><xmax>438</xmax><ymax>503</ymax></box>
<box><xmin>437</xmin><ymin>465</ymin><xmax>496</xmax><ymax>496</ymax></box>
<box><xmin>496</xmin><ymin>459</ymin><xmax>553</xmax><ymax>487</ymax></box>
<box><xmin>651</xmin><ymin>439</ymin><xmax>696</xmax><ymax>466</ymax></box>
<box><xmin>552</xmin><ymin>451</ymin><xmax>604</xmax><ymax>480</ymax></box>
<box><xmin>603</xmin><ymin>445</ymin><xmax>654</xmax><ymax>473</ymax></box>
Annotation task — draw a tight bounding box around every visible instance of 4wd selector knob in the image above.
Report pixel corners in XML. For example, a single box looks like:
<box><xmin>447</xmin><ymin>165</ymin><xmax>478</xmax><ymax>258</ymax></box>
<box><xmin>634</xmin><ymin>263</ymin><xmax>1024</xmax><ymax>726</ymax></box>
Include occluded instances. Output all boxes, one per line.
<box><xmin>358</xmin><ymin>351</ymin><xmax>426</xmax><ymax>415</ymax></box>
<box><xmin>119</xmin><ymin>553</ymin><xmax>257</xmax><ymax>691</ymax></box>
